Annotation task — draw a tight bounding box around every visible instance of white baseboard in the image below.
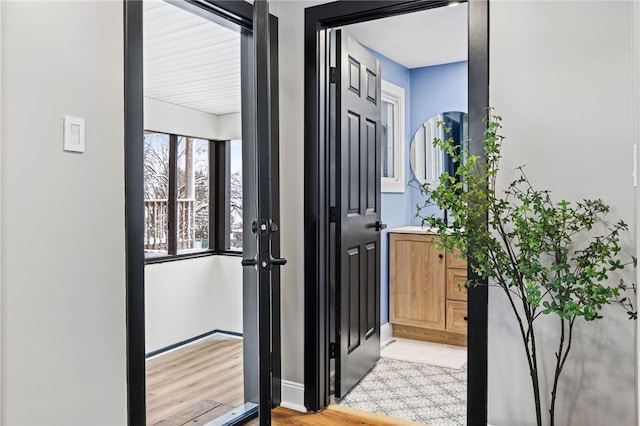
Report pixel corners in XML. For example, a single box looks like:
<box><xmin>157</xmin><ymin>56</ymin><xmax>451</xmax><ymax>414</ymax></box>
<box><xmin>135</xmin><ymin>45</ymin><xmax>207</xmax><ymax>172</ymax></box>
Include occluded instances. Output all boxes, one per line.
<box><xmin>381</xmin><ymin>322</ymin><xmax>393</xmax><ymax>347</ymax></box>
<box><xmin>280</xmin><ymin>380</ymin><xmax>307</xmax><ymax>413</ymax></box>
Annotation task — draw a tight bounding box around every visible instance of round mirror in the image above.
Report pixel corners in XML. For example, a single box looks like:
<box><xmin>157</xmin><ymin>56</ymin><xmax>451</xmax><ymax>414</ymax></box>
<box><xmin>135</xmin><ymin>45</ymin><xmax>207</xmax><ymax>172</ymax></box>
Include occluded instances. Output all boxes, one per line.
<box><xmin>410</xmin><ymin>111</ymin><xmax>468</xmax><ymax>185</ymax></box>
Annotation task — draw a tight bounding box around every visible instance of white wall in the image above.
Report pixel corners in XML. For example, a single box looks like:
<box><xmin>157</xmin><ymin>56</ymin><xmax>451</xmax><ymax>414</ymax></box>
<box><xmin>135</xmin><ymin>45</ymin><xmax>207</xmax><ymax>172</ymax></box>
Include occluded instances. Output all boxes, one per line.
<box><xmin>635</xmin><ymin>1</ymin><xmax>640</xmax><ymax>422</ymax></box>
<box><xmin>269</xmin><ymin>0</ymin><xmax>327</xmax><ymax>387</ymax></box>
<box><xmin>144</xmin><ymin>97</ymin><xmax>242</xmax><ymax>140</ymax></box>
<box><xmin>145</xmin><ymin>256</ymin><xmax>243</xmax><ymax>353</ymax></box>
<box><xmin>0</xmin><ymin>2</ymin><xmax>127</xmax><ymax>424</ymax></box>
<box><xmin>489</xmin><ymin>2</ymin><xmax>636</xmax><ymax>425</ymax></box>
<box><xmin>217</xmin><ymin>113</ymin><xmax>243</xmax><ymax>141</ymax></box>
<box><xmin>0</xmin><ymin>0</ymin><xmax>4</xmax><ymax>416</ymax></box>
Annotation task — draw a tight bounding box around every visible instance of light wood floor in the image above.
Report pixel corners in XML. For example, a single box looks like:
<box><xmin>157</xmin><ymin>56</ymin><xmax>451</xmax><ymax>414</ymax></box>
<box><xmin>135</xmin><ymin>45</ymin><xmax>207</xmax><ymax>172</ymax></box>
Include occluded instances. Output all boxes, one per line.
<box><xmin>146</xmin><ymin>337</ymin><xmax>244</xmax><ymax>425</ymax></box>
<box><xmin>245</xmin><ymin>405</ymin><xmax>425</xmax><ymax>425</ymax></box>
<box><xmin>147</xmin><ymin>337</ymin><xmax>425</xmax><ymax>426</ymax></box>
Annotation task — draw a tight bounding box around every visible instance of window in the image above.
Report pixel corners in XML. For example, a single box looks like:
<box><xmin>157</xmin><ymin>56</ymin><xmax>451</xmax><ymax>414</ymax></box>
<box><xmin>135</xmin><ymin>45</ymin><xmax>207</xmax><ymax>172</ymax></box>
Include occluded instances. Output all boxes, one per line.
<box><xmin>381</xmin><ymin>80</ymin><xmax>406</xmax><ymax>193</ymax></box>
<box><xmin>143</xmin><ymin>131</ymin><xmax>243</xmax><ymax>260</ymax></box>
<box><xmin>228</xmin><ymin>139</ymin><xmax>243</xmax><ymax>251</ymax></box>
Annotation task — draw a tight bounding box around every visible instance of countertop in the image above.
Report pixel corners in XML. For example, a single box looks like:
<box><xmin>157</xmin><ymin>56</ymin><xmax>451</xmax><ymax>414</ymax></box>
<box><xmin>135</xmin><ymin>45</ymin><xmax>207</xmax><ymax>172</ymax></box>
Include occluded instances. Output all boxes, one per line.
<box><xmin>387</xmin><ymin>226</ymin><xmax>439</xmax><ymax>235</ymax></box>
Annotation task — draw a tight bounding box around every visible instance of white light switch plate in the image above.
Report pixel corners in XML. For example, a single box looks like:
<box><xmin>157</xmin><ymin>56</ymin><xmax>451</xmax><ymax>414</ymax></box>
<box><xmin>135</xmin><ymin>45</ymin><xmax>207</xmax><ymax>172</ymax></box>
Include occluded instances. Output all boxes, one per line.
<box><xmin>64</xmin><ymin>115</ymin><xmax>85</xmax><ymax>153</ymax></box>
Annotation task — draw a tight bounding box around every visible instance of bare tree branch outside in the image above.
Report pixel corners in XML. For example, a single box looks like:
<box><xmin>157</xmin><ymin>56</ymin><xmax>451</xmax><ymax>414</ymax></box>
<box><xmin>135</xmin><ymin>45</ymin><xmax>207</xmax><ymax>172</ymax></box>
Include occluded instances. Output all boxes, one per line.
<box><xmin>143</xmin><ymin>133</ymin><xmax>243</xmax><ymax>254</ymax></box>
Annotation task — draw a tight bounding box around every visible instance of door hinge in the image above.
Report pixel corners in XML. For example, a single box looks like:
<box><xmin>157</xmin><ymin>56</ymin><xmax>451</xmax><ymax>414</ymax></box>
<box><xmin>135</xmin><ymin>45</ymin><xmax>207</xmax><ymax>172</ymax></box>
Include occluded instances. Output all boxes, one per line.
<box><xmin>329</xmin><ymin>206</ymin><xmax>337</xmax><ymax>223</ymax></box>
<box><xmin>329</xmin><ymin>342</ymin><xmax>337</xmax><ymax>359</ymax></box>
<box><xmin>329</xmin><ymin>67</ymin><xmax>337</xmax><ymax>84</ymax></box>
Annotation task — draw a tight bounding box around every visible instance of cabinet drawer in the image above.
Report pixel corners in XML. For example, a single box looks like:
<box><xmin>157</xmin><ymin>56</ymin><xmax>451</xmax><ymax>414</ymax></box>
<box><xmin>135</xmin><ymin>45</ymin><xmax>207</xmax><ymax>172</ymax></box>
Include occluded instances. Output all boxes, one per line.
<box><xmin>446</xmin><ymin>268</ymin><xmax>467</xmax><ymax>302</ymax></box>
<box><xmin>446</xmin><ymin>248</ymin><xmax>467</xmax><ymax>269</ymax></box>
<box><xmin>446</xmin><ymin>300</ymin><xmax>468</xmax><ymax>335</ymax></box>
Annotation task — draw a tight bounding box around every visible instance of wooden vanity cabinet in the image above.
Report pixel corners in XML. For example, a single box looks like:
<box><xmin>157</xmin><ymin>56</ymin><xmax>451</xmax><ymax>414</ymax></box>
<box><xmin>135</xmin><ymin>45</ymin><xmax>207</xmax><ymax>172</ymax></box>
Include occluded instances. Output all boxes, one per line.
<box><xmin>389</xmin><ymin>232</ymin><xmax>467</xmax><ymax>346</ymax></box>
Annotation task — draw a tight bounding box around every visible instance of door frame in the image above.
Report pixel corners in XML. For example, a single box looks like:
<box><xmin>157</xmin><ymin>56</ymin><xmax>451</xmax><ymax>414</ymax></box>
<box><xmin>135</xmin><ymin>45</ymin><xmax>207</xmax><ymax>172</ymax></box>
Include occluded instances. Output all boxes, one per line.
<box><xmin>303</xmin><ymin>0</ymin><xmax>489</xmax><ymax>424</ymax></box>
<box><xmin>124</xmin><ymin>1</ymin><xmax>281</xmax><ymax>424</ymax></box>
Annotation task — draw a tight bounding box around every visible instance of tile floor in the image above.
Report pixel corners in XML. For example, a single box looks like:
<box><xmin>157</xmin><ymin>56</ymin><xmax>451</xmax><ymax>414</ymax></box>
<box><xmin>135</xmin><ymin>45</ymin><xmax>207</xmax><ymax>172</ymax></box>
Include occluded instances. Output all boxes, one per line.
<box><xmin>334</xmin><ymin>357</ymin><xmax>466</xmax><ymax>426</ymax></box>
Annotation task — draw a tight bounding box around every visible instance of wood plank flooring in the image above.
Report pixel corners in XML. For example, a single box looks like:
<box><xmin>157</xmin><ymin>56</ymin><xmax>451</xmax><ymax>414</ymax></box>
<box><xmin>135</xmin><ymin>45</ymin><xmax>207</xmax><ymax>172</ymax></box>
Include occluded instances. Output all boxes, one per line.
<box><xmin>245</xmin><ymin>405</ymin><xmax>426</xmax><ymax>426</ymax></box>
<box><xmin>147</xmin><ymin>336</ymin><xmax>427</xmax><ymax>425</ymax></box>
<box><xmin>146</xmin><ymin>337</ymin><xmax>244</xmax><ymax>425</ymax></box>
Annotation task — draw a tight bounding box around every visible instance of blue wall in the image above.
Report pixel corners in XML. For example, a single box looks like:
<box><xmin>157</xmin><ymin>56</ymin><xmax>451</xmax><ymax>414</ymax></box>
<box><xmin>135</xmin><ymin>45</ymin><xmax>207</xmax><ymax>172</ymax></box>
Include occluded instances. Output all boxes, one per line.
<box><xmin>370</xmin><ymin>48</ymin><xmax>467</xmax><ymax>326</ymax></box>
<box><xmin>368</xmin><ymin>49</ymin><xmax>411</xmax><ymax>326</ymax></box>
<box><xmin>408</xmin><ymin>61</ymin><xmax>468</xmax><ymax>220</ymax></box>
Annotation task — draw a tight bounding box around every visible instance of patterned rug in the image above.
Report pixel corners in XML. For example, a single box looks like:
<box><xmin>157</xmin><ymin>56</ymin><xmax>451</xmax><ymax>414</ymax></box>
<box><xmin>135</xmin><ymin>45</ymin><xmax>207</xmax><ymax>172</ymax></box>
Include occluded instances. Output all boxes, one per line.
<box><xmin>334</xmin><ymin>357</ymin><xmax>466</xmax><ymax>426</ymax></box>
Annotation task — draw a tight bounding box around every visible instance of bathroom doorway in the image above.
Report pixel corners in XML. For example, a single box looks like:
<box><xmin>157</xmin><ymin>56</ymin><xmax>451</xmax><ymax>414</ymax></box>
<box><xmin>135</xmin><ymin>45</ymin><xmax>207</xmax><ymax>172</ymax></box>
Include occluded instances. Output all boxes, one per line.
<box><xmin>325</xmin><ymin>6</ymin><xmax>469</xmax><ymax>425</ymax></box>
<box><xmin>303</xmin><ymin>1</ymin><xmax>489</xmax><ymax>425</ymax></box>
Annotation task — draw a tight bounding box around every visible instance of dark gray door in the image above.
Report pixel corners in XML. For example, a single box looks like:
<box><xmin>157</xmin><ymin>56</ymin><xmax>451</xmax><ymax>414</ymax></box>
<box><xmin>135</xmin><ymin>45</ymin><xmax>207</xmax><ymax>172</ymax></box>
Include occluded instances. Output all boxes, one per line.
<box><xmin>333</xmin><ymin>30</ymin><xmax>382</xmax><ymax>398</ymax></box>
<box><xmin>242</xmin><ymin>2</ymin><xmax>283</xmax><ymax>425</ymax></box>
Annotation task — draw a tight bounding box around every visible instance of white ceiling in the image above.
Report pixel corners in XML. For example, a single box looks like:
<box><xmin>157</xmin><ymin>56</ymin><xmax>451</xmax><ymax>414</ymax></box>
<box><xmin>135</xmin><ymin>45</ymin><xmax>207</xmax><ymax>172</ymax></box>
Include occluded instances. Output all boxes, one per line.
<box><xmin>143</xmin><ymin>1</ymin><xmax>467</xmax><ymax>116</ymax></box>
<box><xmin>342</xmin><ymin>3</ymin><xmax>467</xmax><ymax>69</ymax></box>
<box><xmin>143</xmin><ymin>0</ymin><xmax>241</xmax><ymax>116</ymax></box>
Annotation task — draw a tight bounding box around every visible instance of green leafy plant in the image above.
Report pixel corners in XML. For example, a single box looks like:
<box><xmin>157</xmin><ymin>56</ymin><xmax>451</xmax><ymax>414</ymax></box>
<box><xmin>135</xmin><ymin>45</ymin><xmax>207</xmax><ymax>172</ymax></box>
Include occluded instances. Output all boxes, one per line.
<box><xmin>415</xmin><ymin>110</ymin><xmax>637</xmax><ymax>426</ymax></box>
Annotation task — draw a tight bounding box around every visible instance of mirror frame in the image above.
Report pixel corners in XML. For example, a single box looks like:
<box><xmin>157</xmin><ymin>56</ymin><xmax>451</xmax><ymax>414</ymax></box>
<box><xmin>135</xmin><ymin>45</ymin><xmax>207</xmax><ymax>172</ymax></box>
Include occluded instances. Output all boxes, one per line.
<box><xmin>410</xmin><ymin>110</ymin><xmax>468</xmax><ymax>186</ymax></box>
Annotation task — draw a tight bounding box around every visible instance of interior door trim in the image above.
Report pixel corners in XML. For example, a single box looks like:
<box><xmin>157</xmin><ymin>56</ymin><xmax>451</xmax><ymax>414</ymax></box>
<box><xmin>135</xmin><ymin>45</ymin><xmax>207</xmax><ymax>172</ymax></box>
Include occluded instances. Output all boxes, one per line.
<box><xmin>124</xmin><ymin>2</ymin><xmax>145</xmax><ymax>424</ymax></box>
<box><xmin>124</xmin><ymin>1</ymin><xmax>281</xmax><ymax>423</ymax></box>
<box><xmin>303</xmin><ymin>1</ymin><xmax>489</xmax><ymax>424</ymax></box>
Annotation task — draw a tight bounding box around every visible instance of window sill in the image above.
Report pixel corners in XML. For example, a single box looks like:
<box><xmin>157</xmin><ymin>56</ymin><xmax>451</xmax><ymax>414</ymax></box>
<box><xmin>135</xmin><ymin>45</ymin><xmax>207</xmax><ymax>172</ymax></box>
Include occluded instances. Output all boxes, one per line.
<box><xmin>145</xmin><ymin>249</ymin><xmax>242</xmax><ymax>265</ymax></box>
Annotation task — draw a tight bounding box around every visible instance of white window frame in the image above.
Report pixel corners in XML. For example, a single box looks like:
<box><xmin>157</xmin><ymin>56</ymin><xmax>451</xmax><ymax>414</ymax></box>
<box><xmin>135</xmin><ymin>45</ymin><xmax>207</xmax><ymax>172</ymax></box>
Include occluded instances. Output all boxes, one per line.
<box><xmin>381</xmin><ymin>80</ymin><xmax>406</xmax><ymax>193</ymax></box>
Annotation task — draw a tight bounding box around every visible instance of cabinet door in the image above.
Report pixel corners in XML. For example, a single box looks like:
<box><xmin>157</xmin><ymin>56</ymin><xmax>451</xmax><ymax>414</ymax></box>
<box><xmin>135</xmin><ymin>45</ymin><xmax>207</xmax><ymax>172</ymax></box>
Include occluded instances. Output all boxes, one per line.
<box><xmin>389</xmin><ymin>233</ymin><xmax>446</xmax><ymax>330</ymax></box>
<box><xmin>446</xmin><ymin>300</ymin><xmax>468</xmax><ymax>334</ymax></box>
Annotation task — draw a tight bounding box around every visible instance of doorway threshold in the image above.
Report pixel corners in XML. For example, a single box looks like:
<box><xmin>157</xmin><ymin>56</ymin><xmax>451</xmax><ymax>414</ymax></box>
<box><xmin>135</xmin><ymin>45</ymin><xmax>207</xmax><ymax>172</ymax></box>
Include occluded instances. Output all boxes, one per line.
<box><xmin>204</xmin><ymin>402</ymin><xmax>259</xmax><ymax>426</ymax></box>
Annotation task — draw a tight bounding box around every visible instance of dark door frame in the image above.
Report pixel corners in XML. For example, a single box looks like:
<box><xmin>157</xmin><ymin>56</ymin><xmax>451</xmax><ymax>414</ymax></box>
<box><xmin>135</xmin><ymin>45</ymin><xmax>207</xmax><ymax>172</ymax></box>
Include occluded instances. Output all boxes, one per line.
<box><xmin>124</xmin><ymin>1</ymin><xmax>281</xmax><ymax>424</ymax></box>
<box><xmin>303</xmin><ymin>1</ymin><xmax>489</xmax><ymax>424</ymax></box>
